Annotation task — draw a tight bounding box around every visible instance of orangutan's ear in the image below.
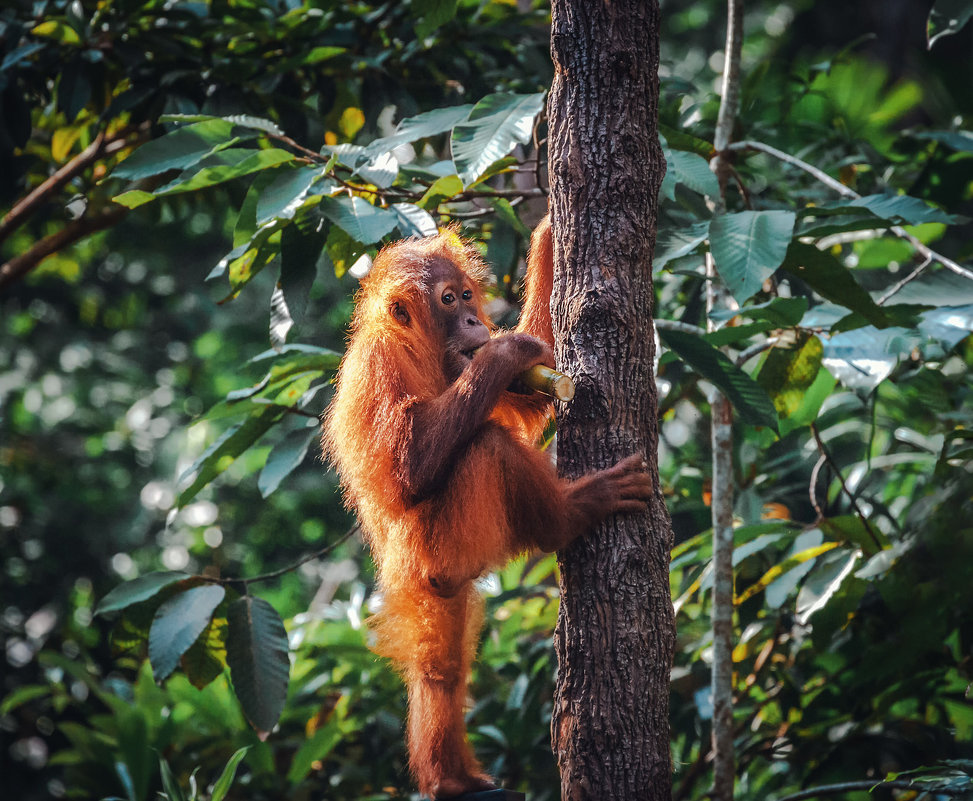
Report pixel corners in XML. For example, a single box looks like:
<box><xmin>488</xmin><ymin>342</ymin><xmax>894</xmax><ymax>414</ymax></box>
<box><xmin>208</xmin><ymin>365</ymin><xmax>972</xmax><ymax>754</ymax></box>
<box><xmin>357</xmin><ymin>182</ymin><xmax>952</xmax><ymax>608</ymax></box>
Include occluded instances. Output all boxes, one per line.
<box><xmin>390</xmin><ymin>300</ymin><xmax>410</xmax><ymax>326</ymax></box>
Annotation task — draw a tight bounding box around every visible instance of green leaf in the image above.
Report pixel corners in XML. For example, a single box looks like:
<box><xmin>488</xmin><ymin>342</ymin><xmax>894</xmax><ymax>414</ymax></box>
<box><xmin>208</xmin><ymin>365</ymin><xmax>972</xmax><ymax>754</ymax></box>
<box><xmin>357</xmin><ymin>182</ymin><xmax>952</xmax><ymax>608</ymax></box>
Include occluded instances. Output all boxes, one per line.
<box><xmin>847</xmin><ymin>193</ymin><xmax>959</xmax><ymax>225</ymax></box>
<box><xmin>779</xmin><ymin>361</ymin><xmax>836</xmax><ymax>435</ymax></box>
<box><xmin>451</xmin><ymin>92</ymin><xmax>546</xmax><ymax>186</ymax></box>
<box><xmin>795</xmin><ymin>549</ymin><xmax>860</xmax><ymax>624</ymax></box>
<box><xmin>112</xmin><ymin>190</ymin><xmax>157</xmax><ymax>209</ymax></box>
<box><xmin>661</xmin><ymin>135</ymin><xmax>719</xmax><ymax>199</ymax></box>
<box><xmin>258</xmin><ymin>427</ymin><xmax>318</xmax><ymax>497</ymax></box>
<box><xmin>782</xmin><ymin>243</ymin><xmax>889</xmax><ymax>328</ymax></box>
<box><xmin>286</xmin><ymin>711</ymin><xmax>345</xmax><ymax>783</ymax></box>
<box><xmin>319</xmin><ymin>195</ymin><xmax>398</xmax><ymax>244</ymax></box>
<box><xmin>756</xmin><ymin>333</ymin><xmax>824</xmax><ymax>419</ymax></box>
<box><xmin>709</xmin><ymin>210</ymin><xmax>796</xmax><ymax>303</ymax></box>
<box><xmin>257</xmin><ymin>165</ymin><xmax>325</xmax><ymax>224</ymax></box>
<box><xmin>96</xmin><ymin>572</ymin><xmax>191</xmax><ymax>616</ymax></box>
<box><xmin>913</xmin><ymin>129</ymin><xmax>973</xmax><ymax>152</ymax></box>
<box><xmin>654</xmin><ymin>222</ymin><xmax>709</xmax><ymax>270</ymax></box>
<box><xmin>820</xmin><ymin>515</ymin><xmax>888</xmax><ymax>557</ymax></box>
<box><xmin>364</xmin><ymin>104</ymin><xmax>474</xmax><ymax>158</ymax></box>
<box><xmin>159</xmin><ymin>755</ymin><xmax>187</xmax><ymax>801</ymax></box>
<box><xmin>928</xmin><ymin>0</ymin><xmax>973</xmax><ymax>47</ymax></box>
<box><xmin>710</xmin><ymin>297</ymin><xmax>809</xmax><ymax>328</ymax></box>
<box><xmin>31</xmin><ymin>20</ymin><xmax>82</xmax><ymax>45</ymax></box>
<box><xmin>226</xmin><ymin>596</ymin><xmax>290</xmax><ymax>737</ymax></box>
<box><xmin>418</xmin><ymin>174</ymin><xmax>464</xmax><ymax>209</ymax></box>
<box><xmin>111</xmin><ymin>120</ymin><xmax>241</xmax><ymax>181</ymax></box>
<box><xmin>414</xmin><ymin>0</ymin><xmax>458</xmax><ymax>37</ymax></box>
<box><xmin>738</xmin><ymin>540</ymin><xmax>839</xmax><ymax>604</ymax></box>
<box><xmin>176</xmin><ymin>408</ymin><xmax>283</xmax><ymax>507</ymax></box>
<box><xmin>180</xmin><ymin>614</ymin><xmax>228</xmax><ymax>689</ymax></box>
<box><xmin>659</xmin><ymin>328</ymin><xmax>779</xmax><ymax>430</ymax></box>
<box><xmin>391</xmin><ymin>203</ymin><xmax>438</xmax><ymax>237</ymax></box>
<box><xmin>210</xmin><ymin>747</ymin><xmax>250</xmax><ymax>801</ymax></box>
<box><xmin>157</xmin><ymin>148</ymin><xmax>296</xmax><ymax>196</ymax></box>
<box><xmin>149</xmin><ymin>584</ymin><xmax>226</xmax><ymax>681</ymax></box>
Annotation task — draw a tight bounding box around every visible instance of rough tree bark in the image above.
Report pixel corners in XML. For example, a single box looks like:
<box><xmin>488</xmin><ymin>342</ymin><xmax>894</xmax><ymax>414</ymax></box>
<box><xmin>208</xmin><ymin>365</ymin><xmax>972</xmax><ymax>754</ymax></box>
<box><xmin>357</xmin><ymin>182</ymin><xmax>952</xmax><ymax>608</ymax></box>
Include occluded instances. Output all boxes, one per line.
<box><xmin>547</xmin><ymin>2</ymin><xmax>675</xmax><ymax>800</ymax></box>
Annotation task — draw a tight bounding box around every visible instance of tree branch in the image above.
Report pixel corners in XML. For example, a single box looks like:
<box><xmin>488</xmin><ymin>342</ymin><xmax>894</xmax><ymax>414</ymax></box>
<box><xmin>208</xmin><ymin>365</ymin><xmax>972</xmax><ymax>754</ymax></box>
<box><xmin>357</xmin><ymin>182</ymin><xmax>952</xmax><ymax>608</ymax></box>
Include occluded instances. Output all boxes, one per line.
<box><xmin>0</xmin><ymin>205</ymin><xmax>129</xmax><ymax>293</ymax></box>
<box><xmin>0</xmin><ymin>128</ymin><xmax>139</xmax><ymax>247</ymax></box>
<box><xmin>207</xmin><ymin>523</ymin><xmax>359</xmax><ymax>587</ymax></box>
<box><xmin>775</xmin><ymin>779</ymin><xmax>969</xmax><ymax>801</ymax></box>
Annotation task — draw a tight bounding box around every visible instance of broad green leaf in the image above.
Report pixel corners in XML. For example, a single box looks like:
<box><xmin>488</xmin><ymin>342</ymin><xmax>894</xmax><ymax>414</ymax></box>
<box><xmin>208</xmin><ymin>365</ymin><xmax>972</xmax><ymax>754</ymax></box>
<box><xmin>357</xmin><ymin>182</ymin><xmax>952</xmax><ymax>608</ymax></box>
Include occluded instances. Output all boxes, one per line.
<box><xmin>783</xmin><ymin>243</ymin><xmax>889</xmax><ymax>328</ymax></box>
<box><xmin>356</xmin><ymin>151</ymin><xmax>399</xmax><ymax>188</ymax></box>
<box><xmin>176</xmin><ymin>408</ymin><xmax>283</xmax><ymax>507</ymax></box>
<box><xmin>257</xmin><ymin>165</ymin><xmax>324</xmax><ymax>224</ymax></box>
<box><xmin>779</xmin><ymin>361</ymin><xmax>836</xmax><ymax>435</ymax></box>
<box><xmin>848</xmin><ymin>193</ymin><xmax>959</xmax><ymax>225</ymax></box>
<box><xmin>149</xmin><ymin>584</ymin><xmax>225</xmax><ymax>681</ymax></box>
<box><xmin>364</xmin><ymin>104</ymin><xmax>474</xmax><ymax>158</ymax></box>
<box><xmin>654</xmin><ymin>222</ymin><xmax>709</xmax><ymax>270</ymax></box>
<box><xmin>95</xmin><ymin>572</ymin><xmax>190</xmax><ymax>615</ymax></box>
<box><xmin>659</xmin><ymin>328</ymin><xmax>779</xmax><ymax>430</ymax></box>
<box><xmin>0</xmin><ymin>684</ymin><xmax>53</xmax><ymax>716</ymax></box>
<box><xmin>319</xmin><ymin>195</ymin><xmax>398</xmax><ymax>244</ymax></box>
<box><xmin>928</xmin><ymin>0</ymin><xmax>973</xmax><ymax>46</ymax></box>
<box><xmin>210</xmin><ymin>747</ymin><xmax>250</xmax><ymax>801</ymax></box>
<box><xmin>181</xmin><ymin>613</ymin><xmax>228</xmax><ymax>690</ymax></box>
<box><xmin>162</xmin><ymin>113</ymin><xmax>283</xmax><ymax>137</ymax></box>
<box><xmin>258</xmin><ymin>427</ymin><xmax>318</xmax><ymax>497</ymax></box>
<box><xmin>1</xmin><ymin>42</ymin><xmax>45</xmax><ymax>71</ymax></box>
<box><xmin>756</xmin><ymin>333</ymin><xmax>824</xmax><ymax>419</ymax></box>
<box><xmin>391</xmin><ymin>203</ymin><xmax>438</xmax><ymax>238</ymax></box>
<box><xmin>820</xmin><ymin>515</ymin><xmax>888</xmax><ymax>557</ymax></box>
<box><xmin>226</xmin><ymin>596</ymin><xmax>290</xmax><ymax>737</ymax></box>
<box><xmin>658</xmin><ymin>123</ymin><xmax>714</xmax><ymax>158</ymax></box>
<box><xmin>820</xmin><ymin>325</ymin><xmax>919</xmax><ymax>392</ymax></box>
<box><xmin>112</xmin><ymin>120</ymin><xmax>242</xmax><ymax>180</ymax></box>
<box><xmin>31</xmin><ymin>20</ymin><xmax>82</xmax><ymax>45</ymax></box>
<box><xmin>418</xmin><ymin>174</ymin><xmax>464</xmax><ymax>209</ymax></box>
<box><xmin>710</xmin><ymin>297</ymin><xmax>809</xmax><ymax>328</ymax></box>
<box><xmin>709</xmin><ymin>210</ymin><xmax>796</xmax><ymax>303</ymax></box>
<box><xmin>451</xmin><ymin>92</ymin><xmax>546</xmax><ymax>186</ymax></box>
<box><xmin>661</xmin><ymin>136</ymin><xmax>719</xmax><ymax>199</ymax></box>
<box><xmin>156</xmin><ymin>148</ymin><xmax>295</xmax><ymax>196</ymax></box>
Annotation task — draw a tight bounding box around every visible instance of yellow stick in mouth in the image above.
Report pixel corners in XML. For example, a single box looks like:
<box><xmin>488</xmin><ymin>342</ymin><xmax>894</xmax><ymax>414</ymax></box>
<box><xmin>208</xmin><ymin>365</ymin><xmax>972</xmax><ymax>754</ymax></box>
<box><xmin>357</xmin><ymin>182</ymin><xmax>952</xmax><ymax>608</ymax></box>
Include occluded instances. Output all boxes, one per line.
<box><xmin>520</xmin><ymin>364</ymin><xmax>576</xmax><ymax>402</ymax></box>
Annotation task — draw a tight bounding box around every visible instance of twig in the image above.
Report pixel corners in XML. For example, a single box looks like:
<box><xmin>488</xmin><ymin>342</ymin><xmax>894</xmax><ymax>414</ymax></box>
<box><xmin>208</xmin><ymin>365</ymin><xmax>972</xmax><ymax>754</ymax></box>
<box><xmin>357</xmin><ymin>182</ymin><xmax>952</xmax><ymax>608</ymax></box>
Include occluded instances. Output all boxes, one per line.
<box><xmin>735</xmin><ymin>337</ymin><xmax>779</xmax><ymax>366</ymax></box>
<box><xmin>809</xmin><ymin>423</ymin><xmax>882</xmax><ymax>551</ymax></box>
<box><xmin>809</xmin><ymin>454</ymin><xmax>827</xmax><ymax>519</ymax></box>
<box><xmin>875</xmin><ymin>254</ymin><xmax>933</xmax><ymax>305</ymax></box>
<box><xmin>655</xmin><ymin>318</ymin><xmax>706</xmax><ymax>336</ymax></box>
<box><xmin>775</xmin><ymin>779</ymin><xmax>969</xmax><ymax>801</ymax></box>
<box><xmin>207</xmin><ymin>522</ymin><xmax>360</xmax><ymax>587</ymax></box>
<box><xmin>727</xmin><ymin>139</ymin><xmax>973</xmax><ymax>283</ymax></box>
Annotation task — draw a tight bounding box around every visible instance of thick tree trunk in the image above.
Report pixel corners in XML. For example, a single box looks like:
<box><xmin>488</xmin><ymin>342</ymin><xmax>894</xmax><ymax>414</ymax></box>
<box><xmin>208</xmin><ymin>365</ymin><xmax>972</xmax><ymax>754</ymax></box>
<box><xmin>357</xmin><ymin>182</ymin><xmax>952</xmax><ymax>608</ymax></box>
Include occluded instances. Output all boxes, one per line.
<box><xmin>547</xmin><ymin>2</ymin><xmax>674</xmax><ymax>801</ymax></box>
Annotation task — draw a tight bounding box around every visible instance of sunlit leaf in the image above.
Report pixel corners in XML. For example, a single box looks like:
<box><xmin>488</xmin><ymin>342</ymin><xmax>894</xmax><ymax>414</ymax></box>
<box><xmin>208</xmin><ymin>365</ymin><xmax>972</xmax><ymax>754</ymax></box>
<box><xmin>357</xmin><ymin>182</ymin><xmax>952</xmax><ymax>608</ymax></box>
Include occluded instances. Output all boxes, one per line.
<box><xmin>757</xmin><ymin>333</ymin><xmax>824</xmax><ymax>419</ymax></box>
<box><xmin>210</xmin><ymin>747</ymin><xmax>250</xmax><ymax>801</ymax></box>
<box><xmin>451</xmin><ymin>92</ymin><xmax>545</xmax><ymax>186</ymax></box>
<box><xmin>258</xmin><ymin>426</ymin><xmax>318</xmax><ymax>497</ymax></box>
<box><xmin>928</xmin><ymin>0</ymin><xmax>973</xmax><ymax>47</ymax></box>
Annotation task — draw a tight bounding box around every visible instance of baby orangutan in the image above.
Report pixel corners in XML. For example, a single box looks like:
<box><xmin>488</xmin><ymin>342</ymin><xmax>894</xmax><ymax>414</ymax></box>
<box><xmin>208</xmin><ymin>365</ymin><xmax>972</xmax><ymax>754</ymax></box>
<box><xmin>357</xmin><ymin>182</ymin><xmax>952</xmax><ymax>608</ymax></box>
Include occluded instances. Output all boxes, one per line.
<box><xmin>324</xmin><ymin>217</ymin><xmax>652</xmax><ymax>798</ymax></box>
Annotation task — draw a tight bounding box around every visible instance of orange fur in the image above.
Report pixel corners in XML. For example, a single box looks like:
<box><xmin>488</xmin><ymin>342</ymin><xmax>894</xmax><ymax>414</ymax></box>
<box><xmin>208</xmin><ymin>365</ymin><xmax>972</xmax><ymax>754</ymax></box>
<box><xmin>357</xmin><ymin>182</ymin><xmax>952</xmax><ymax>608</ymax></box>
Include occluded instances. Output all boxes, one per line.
<box><xmin>323</xmin><ymin>217</ymin><xmax>652</xmax><ymax>798</ymax></box>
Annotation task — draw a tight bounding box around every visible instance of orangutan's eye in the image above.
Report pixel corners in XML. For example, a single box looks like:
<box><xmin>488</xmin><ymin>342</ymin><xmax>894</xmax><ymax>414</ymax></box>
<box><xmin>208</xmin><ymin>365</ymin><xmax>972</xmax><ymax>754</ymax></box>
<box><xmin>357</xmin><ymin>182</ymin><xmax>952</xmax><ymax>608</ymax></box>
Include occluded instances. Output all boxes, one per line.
<box><xmin>462</xmin><ymin>289</ymin><xmax>473</xmax><ymax>301</ymax></box>
<box><xmin>442</xmin><ymin>291</ymin><xmax>455</xmax><ymax>305</ymax></box>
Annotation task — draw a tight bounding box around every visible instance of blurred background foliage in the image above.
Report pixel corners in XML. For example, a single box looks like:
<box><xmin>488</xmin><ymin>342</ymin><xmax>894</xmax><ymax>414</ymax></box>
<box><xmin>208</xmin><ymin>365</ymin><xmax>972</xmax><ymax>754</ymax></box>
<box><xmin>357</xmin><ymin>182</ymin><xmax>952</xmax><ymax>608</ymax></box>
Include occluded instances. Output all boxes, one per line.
<box><xmin>2</xmin><ymin>1</ymin><xmax>973</xmax><ymax>800</ymax></box>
